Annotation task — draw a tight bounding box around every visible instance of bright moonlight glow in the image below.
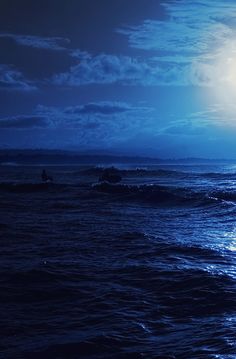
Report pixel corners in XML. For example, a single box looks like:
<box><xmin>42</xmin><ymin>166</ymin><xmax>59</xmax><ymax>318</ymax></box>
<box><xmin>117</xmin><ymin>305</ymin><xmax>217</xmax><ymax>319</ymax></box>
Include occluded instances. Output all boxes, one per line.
<box><xmin>202</xmin><ymin>41</ymin><xmax>236</xmax><ymax>116</ymax></box>
<box><xmin>224</xmin><ymin>57</ymin><xmax>236</xmax><ymax>85</ymax></box>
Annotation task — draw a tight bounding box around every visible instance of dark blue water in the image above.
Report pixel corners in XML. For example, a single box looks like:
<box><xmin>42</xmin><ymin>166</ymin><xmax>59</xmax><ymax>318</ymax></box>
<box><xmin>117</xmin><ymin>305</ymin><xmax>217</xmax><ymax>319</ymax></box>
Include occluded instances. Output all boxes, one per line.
<box><xmin>0</xmin><ymin>164</ymin><xmax>236</xmax><ymax>359</ymax></box>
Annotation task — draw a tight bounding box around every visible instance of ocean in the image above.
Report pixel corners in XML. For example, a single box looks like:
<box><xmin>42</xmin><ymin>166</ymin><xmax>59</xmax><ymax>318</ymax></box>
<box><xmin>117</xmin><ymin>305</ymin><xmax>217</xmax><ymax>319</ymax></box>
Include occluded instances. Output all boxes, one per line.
<box><xmin>0</xmin><ymin>163</ymin><xmax>236</xmax><ymax>359</ymax></box>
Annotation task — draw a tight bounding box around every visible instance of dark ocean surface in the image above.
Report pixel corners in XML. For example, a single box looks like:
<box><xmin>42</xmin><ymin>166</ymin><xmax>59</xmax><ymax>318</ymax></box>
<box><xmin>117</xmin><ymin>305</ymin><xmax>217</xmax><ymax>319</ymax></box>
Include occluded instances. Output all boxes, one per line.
<box><xmin>0</xmin><ymin>163</ymin><xmax>236</xmax><ymax>359</ymax></box>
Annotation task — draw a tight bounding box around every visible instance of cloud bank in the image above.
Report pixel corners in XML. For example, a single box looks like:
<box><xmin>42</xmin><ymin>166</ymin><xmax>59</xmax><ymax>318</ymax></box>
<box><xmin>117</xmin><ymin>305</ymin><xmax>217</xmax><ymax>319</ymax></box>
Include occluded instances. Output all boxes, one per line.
<box><xmin>52</xmin><ymin>53</ymin><xmax>161</xmax><ymax>86</ymax></box>
<box><xmin>52</xmin><ymin>51</ymin><xmax>215</xmax><ymax>87</ymax></box>
<box><xmin>4</xmin><ymin>1</ymin><xmax>236</xmax><ymax>88</ymax></box>
<box><xmin>1</xmin><ymin>101</ymin><xmax>155</xmax><ymax>148</ymax></box>
<box><xmin>116</xmin><ymin>0</ymin><xmax>236</xmax><ymax>87</ymax></box>
<box><xmin>118</xmin><ymin>0</ymin><xmax>236</xmax><ymax>54</ymax></box>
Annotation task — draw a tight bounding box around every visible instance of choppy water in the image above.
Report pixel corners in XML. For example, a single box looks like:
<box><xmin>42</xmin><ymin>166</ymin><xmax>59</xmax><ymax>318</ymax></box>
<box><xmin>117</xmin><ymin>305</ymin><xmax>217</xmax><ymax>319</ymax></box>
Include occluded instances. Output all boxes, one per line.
<box><xmin>0</xmin><ymin>163</ymin><xmax>236</xmax><ymax>359</ymax></box>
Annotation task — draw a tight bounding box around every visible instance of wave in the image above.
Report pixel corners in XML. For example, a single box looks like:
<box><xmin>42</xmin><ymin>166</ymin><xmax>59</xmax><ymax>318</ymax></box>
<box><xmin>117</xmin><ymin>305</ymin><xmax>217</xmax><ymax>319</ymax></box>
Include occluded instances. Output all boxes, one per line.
<box><xmin>201</xmin><ymin>172</ymin><xmax>236</xmax><ymax>180</ymax></box>
<box><xmin>92</xmin><ymin>182</ymin><xmax>209</xmax><ymax>206</ymax></box>
<box><xmin>209</xmin><ymin>190</ymin><xmax>236</xmax><ymax>202</ymax></box>
<box><xmin>0</xmin><ymin>182</ymin><xmax>66</xmax><ymax>193</ymax></box>
<box><xmin>79</xmin><ymin>166</ymin><xmax>190</xmax><ymax>178</ymax></box>
<box><xmin>2</xmin><ymin>180</ymin><xmax>236</xmax><ymax>208</ymax></box>
<box><xmin>92</xmin><ymin>182</ymin><xmax>236</xmax><ymax>208</ymax></box>
<box><xmin>6</xmin><ymin>263</ymin><xmax>234</xmax><ymax>358</ymax></box>
<box><xmin>80</xmin><ymin>166</ymin><xmax>236</xmax><ymax>181</ymax></box>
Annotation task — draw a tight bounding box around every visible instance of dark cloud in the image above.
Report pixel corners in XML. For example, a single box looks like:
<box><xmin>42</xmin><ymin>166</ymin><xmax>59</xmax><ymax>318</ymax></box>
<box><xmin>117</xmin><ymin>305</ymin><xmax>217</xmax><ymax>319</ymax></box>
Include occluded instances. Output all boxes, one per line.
<box><xmin>0</xmin><ymin>65</ymin><xmax>37</xmax><ymax>91</ymax></box>
<box><xmin>64</xmin><ymin>102</ymin><xmax>135</xmax><ymax>115</ymax></box>
<box><xmin>0</xmin><ymin>33</ymin><xmax>70</xmax><ymax>51</ymax></box>
<box><xmin>0</xmin><ymin>115</ymin><xmax>49</xmax><ymax>128</ymax></box>
<box><xmin>37</xmin><ymin>101</ymin><xmax>153</xmax><ymax>117</ymax></box>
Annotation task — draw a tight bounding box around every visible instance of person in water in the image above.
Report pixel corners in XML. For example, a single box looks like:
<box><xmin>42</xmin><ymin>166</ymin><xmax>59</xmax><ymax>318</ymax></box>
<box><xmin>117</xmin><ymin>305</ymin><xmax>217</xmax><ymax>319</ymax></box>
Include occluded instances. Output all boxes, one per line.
<box><xmin>41</xmin><ymin>169</ymin><xmax>53</xmax><ymax>182</ymax></box>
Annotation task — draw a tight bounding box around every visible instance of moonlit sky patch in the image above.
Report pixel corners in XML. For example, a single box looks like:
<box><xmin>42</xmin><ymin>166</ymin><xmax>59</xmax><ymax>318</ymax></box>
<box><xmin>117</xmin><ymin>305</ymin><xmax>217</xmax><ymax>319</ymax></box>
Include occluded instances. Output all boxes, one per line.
<box><xmin>1</xmin><ymin>0</ymin><xmax>236</xmax><ymax>157</ymax></box>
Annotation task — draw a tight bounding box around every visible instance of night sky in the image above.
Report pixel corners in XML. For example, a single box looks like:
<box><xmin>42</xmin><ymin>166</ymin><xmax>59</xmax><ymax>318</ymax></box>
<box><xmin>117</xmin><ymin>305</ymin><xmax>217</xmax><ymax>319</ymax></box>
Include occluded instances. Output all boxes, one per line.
<box><xmin>1</xmin><ymin>0</ymin><xmax>236</xmax><ymax>158</ymax></box>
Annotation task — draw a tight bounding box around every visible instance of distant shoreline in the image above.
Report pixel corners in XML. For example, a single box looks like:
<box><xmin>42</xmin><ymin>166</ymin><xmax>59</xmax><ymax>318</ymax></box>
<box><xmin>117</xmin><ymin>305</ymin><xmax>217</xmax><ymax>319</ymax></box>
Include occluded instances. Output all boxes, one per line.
<box><xmin>0</xmin><ymin>149</ymin><xmax>235</xmax><ymax>166</ymax></box>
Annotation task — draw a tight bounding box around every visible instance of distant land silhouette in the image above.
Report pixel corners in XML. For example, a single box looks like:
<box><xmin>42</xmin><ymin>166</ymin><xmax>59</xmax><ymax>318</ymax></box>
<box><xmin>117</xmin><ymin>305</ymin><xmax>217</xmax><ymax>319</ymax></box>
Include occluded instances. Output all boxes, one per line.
<box><xmin>0</xmin><ymin>149</ymin><xmax>235</xmax><ymax>165</ymax></box>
